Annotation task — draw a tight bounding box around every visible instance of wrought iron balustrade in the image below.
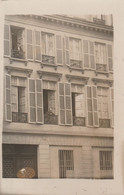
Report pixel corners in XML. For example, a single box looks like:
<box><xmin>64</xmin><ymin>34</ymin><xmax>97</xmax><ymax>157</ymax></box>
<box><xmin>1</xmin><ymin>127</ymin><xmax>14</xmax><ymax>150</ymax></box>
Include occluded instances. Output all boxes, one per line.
<box><xmin>12</xmin><ymin>112</ymin><xmax>28</xmax><ymax>123</ymax></box>
<box><xmin>42</xmin><ymin>55</ymin><xmax>55</xmax><ymax>64</ymax></box>
<box><xmin>93</xmin><ymin>18</ymin><xmax>105</xmax><ymax>25</ymax></box>
<box><xmin>70</xmin><ymin>59</ymin><xmax>82</xmax><ymax>69</ymax></box>
<box><xmin>99</xmin><ymin>119</ymin><xmax>110</xmax><ymax>128</ymax></box>
<box><xmin>11</xmin><ymin>49</ymin><xmax>25</xmax><ymax>59</ymax></box>
<box><xmin>96</xmin><ymin>63</ymin><xmax>107</xmax><ymax>72</ymax></box>
<box><xmin>73</xmin><ymin>116</ymin><xmax>85</xmax><ymax>126</ymax></box>
<box><xmin>44</xmin><ymin>111</ymin><xmax>58</xmax><ymax>125</ymax></box>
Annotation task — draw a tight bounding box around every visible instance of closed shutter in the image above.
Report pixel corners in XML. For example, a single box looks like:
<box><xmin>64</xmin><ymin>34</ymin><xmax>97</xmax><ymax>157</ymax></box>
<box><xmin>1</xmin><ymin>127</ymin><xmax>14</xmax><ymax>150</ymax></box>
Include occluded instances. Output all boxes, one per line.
<box><xmin>34</xmin><ymin>31</ymin><xmax>41</xmax><ymax>61</ymax></box>
<box><xmin>92</xmin><ymin>86</ymin><xmax>99</xmax><ymax>127</ymax></box>
<box><xmin>4</xmin><ymin>25</ymin><xmax>10</xmax><ymax>56</ymax></box>
<box><xmin>27</xmin><ymin>29</ymin><xmax>33</xmax><ymax>60</ymax></box>
<box><xmin>65</xmin><ymin>37</ymin><xmax>70</xmax><ymax>65</ymax></box>
<box><xmin>107</xmin><ymin>45</ymin><xmax>113</xmax><ymax>72</ymax></box>
<box><xmin>110</xmin><ymin>88</ymin><xmax>114</xmax><ymax>127</ymax></box>
<box><xmin>89</xmin><ymin>41</ymin><xmax>95</xmax><ymax>69</ymax></box>
<box><xmin>83</xmin><ymin>40</ymin><xmax>89</xmax><ymax>68</ymax></box>
<box><xmin>65</xmin><ymin>83</ymin><xmax>72</xmax><ymax>125</ymax></box>
<box><xmin>5</xmin><ymin>74</ymin><xmax>12</xmax><ymax>121</ymax></box>
<box><xmin>58</xmin><ymin>83</ymin><xmax>65</xmax><ymax>125</ymax></box>
<box><xmin>36</xmin><ymin>79</ymin><xmax>43</xmax><ymax>124</ymax></box>
<box><xmin>56</xmin><ymin>35</ymin><xmax>63</xmax><ymax>65</ymax></box>
<box><xmin>28</xmin><ymin>79</ymin><xmax>36</xmax><ymax>123</ymax></box>
<box><xmin>86</xmin><ymin>86</ymin><xmax>93</xmax><ymax>126</ymax></box>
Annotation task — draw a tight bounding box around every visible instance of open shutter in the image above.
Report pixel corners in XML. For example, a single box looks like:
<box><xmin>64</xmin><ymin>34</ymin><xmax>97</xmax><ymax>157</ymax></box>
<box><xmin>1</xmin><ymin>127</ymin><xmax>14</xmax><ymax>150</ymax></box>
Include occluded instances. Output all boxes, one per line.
<box><xmin>65</xmin><ymin>83</ymin><xmax>72</xmax><ymax>125</ymax></box>
<box><xmin>5</xmin><ymin>75</ymin><xmax>12</xmax><ymax>121</ymax></box>
<box><xmin>86</xmin><ymin>86</ymin><xmax>93</xmax><ymax>126</ymax></box>
<box><xmin>27</xmin><ymin>29</ymin><xmax>33</xmax><ymax>60</ymax></box>
<box><xmin>92</xmin><ymin>86</ymin><xmax>99</xmax><ymax>127</ymax></box>
<box><xmin>107</xmin><ymin>44</ymin><xmax>113</xmax><ymax>72</ymax></box>
<box><xmin>34</xmin><ymin>31</ymin><xmax>41</xmax><ymax>61</ymax></box>
<box><xmin>4</xmin><ymin>25</ymin><xmax>10</xmax><ymax>56</ymax></box>
<box><xmin>83</xmin><ymin>40</ymin><xmax>89</xmax><ymax>68</ymax></box>
<box><xmin>36</xmin><ymin>79</ymin><xmax>43</xmax><ymax>124</ymax></box>
<box><xmin>56</xmin><ymin>35</ymin><xmax>63</xmax><ymax>65</ymax></box>
<box><xmin>89</xmin><ymin>41</ymin><xmax>95</xmax><ymax>69</ymax></box>
<box><xmin>110</xmin><ymin>88</ymin><xmax>114</xmax><ymax>127</ymax></box>
<box><xmin>65</xmin><ymin>37</ymin><xmax>70</xmax><ymax>65</ymax></box>
<box><xmin>59</xmin><ymin>83</ymin><xmax>65</xmax><ymax>125</ymax></box>
<box><xmin>28</xmin><ymin>79</ymin><xmax>36</xmax><ymax>123</ymax></box>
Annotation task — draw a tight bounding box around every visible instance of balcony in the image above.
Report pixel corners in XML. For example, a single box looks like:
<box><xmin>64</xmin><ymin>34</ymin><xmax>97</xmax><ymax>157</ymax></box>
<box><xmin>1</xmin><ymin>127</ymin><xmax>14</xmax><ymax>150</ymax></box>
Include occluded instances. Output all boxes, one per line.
<box><xmin>96</xmin><ymin>63</ymin><xmax>107</xmax><ymax>72</ymax></box>
<box><xmin>42</xmin><ymin>55</ymin><xmax>55</xmax><ymax>64</ymax></box>
<box><xmin>11</xmin><ymin>49</ymin><xmax>25</xmax><ymax>59</ymax></box>
<box><xmin>12</xmin><ymin>112</ymin><xmax>28</xmax><ymax>123</ymax></box>
<box><xmin>44</xmin><ymin>111</ymin><xmax>58</xmax><ymax>125</ymax></box>
<box><xmin>73</xmin><ymin>116</ymin><xmax>85</xmax><ymax>126</ymax></box>
<box><xmin>70</xmin><ymin>59</ymin><xmax>82</xmax><ymax>69</ymax></box>
<box><xmin>99</xmin><ymin>119</ymin><xmax>110</xmax><ymax>128</ymax></box>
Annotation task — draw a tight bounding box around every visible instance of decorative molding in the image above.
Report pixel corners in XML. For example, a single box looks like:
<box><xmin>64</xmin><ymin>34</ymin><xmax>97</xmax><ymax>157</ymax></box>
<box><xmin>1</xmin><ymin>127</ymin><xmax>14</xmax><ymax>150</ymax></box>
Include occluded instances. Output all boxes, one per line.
<box><xmin>95</xmin><ymin>71</ymin><xmax>109</xmax><ymax>77</ymax></box>
<box><xmin>5</xmin><ymin>66</ymin><xmax>33</xmax><ymax>77</ymax></box>
<box><xmin>92</xmin><ymin>78</ymin><xmax>113</xmax><ymax>87</ymax></box>
<box><xmin>66</xmin><ymin>74</ymin><xmax>89</xmax><ymax>84</ymax></box>
<box><xmin>37</xmin><ymin>70</ymin><xmax>62</xmax><ymax>81</ymax></box>
<box><xmin>9</xmin><ymin>58</ymin><xmax>28</xmax><ymax>66</ymax></box>
<box><xmin>68</xmin><ymin>66</ymin><xmax>84</xmax><ymax>74</ymax></box>
<box><xmin>40</xmin><ymin>62</ymin><xmax>57</xmax><ymax>70</ymax></box>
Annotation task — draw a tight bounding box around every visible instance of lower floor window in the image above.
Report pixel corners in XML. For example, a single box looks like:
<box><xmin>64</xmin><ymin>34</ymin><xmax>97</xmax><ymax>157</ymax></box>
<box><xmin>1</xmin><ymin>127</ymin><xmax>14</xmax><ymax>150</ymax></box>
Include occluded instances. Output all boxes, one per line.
<box><xmin>99</xmin><ymin>151</ymin><xmax>113</xmax><ymax>170</ymax></box>
<box><xmin>59</xmin><ymin>150</ymin><xmax>74</xmax><ymax>178</ymax></box>
<box><xmin>2</xmin><ymin>144</ymin><xmax>37</xmax><ymax>178</ymax></box>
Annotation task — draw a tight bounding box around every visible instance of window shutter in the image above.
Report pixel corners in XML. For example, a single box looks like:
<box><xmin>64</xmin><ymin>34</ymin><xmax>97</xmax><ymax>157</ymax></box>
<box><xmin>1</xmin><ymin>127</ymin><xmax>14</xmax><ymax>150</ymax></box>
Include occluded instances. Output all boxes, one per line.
<box><xmin>89</xmin><ymin>41</ymin><xmax>95</xmax><ymax>69</ymax></box>
<box><xmin>4</xmin><ymin>25</ymin><xmax>10</xmax><ymax>56</ymax></box>
<box><xmin>92</xmin><ymin>86</ymin><xmax>99</xmax><ymax>127</ymax></box>
<box><xmin>110</xmin><ymin>88</ymin><xmax>114</xmax><ymax>127</ymax></box>
<box><xmin>5</xmin><ymin>75</ymin><xmax>12</xmax><ymax>121</ymax></box>
<box><xmin>65</xmin><ymin>83</ymin><xmax>72</xmax><ymax>125</ymax></box>
<box><xmin>107</xmin><ymin>45</ymin><xmax>113</xmax><ymax>72</ymax></box>
<box><xmin>36</xmin><ymin>79</ymin><xmax>43</xmax><ymax>124</ymax></box>
<box><xmin>34</xmin><ymin>31</ymin><xmax>41</xmax><ymax>61</ymax></box>
<box><xmin>86</xmin><ymin>86</ymin><xmax>93</xmax><ymax>126</ymax></box>
<box><xmin>65</xmin><ymin>37</ymin><xmax>70</xmax><ymax>65</ymax></box>
<box><xmin>27</xmin><ymin>29</ymin><xmax>33</xmax><ymax>60</ymax></box>
<box><xmin>83</xmin><ymin>40</ymin><xmax>89</xmax><ymax>68</ymax></box>
<box><xmin>58</xmin><ymin>83</ymin><xmax>65</xmax><ymax>125</ymax></box>
<box><xmin>28</xmin><ymin>79</ymin><xmax>36</xmax><ymax>123</ymax></box>
<box><xmin>56</xmin><ymin>35</ymin><xmax>63</xmax><ymax>65</ymax></box>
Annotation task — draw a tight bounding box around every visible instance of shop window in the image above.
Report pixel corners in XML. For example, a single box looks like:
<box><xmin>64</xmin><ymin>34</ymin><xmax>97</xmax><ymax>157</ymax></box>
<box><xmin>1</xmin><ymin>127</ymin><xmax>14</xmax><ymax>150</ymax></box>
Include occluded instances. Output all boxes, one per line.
<box><xmin>99</xmin><ymin>151</ymin><xmax>113</xmax><ymax>170</ymax></box>
<box><xmin>2</xmin><ymin>144</ymin><xmax>37</xmax><ymax>178</ymax></box>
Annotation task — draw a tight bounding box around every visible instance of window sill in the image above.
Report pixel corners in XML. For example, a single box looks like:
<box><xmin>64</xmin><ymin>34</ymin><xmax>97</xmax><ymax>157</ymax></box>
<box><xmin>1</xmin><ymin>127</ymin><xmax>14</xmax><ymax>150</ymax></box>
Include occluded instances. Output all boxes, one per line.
<box><xmin>41</xmin><ymin>62</ymin><xmax>57</xmax><ymax>70</ymax></box>
<box><xmin>95</xmin><ymin>71</ymin><xmax>109</xmax><ymax>77</ymax></box>
<box><xmin>9</xmin><ymin>57</ymin><xmax>28</xmax><ymax>66</ymax></box>
<box><xmin>68</xmin><ymin>66</ymin><xmax>84</xmax><ymax>74</ymax></box>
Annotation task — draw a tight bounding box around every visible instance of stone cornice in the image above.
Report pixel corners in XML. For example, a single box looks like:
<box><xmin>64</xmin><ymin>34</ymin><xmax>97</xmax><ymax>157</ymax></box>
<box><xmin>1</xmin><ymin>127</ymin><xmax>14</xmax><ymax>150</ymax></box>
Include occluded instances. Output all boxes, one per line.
<box><xmin>5</xmin><ymin>66</ymin><xmax>33</xmax><ymax>77</ymax></box>
<box><xmin>92</xmin><ymin>78</ymin><xmax>113</xmax><ymax>87</ymax></box>
<box><xmin>66</xmin><ymin>74</ymin><xmax>89</xmax><ymax>84</ymax></box>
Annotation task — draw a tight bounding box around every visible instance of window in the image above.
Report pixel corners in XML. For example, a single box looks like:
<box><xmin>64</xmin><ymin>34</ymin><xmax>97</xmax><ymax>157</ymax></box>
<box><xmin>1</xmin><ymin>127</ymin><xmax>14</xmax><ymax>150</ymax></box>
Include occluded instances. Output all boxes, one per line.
<box><xmin>72</xmin><ymin>93</ymin><xmax>85</xmax><ymax>126</ymax></box>
<box><xmin>43</xmin><ymin>89</ymin><xmax>58</xmax><ymax>124</ymax></box>
<box><xmin>42</xmin><ymin>32</ymin><xmax>55</xmax><ymax>64</ymax></box>
<box><xmin>2</xmin><ymin>144</ymin><xmax>37</xmax><ymax>178</ymax></box>
<box><xmin>97</xmin><ymin>87</ymin><xmax>110</xmax><ymax>128</ymax></box>
<box><xmin>59</xmin><ymin>150</ymin><xmax>74</xmax><ymax>178</ymax></box>
<box><xmin>11</xmin><ymin>77</ymin><xmax>27</xmax><ymax>123</ymax></box>
<box><xmin>99</xmin><ymin>151</ymin><xmax>113</xmax><ymax>170</ymax></box>
<box><xmin>95</xmin><ymin>43</ymin><xmax>107</xmax><ymax>72</ymax></box>
<box><xmin>11</xmin><ymin>26</ymin><xmax>25</xmax><ymax>59</ymax></box>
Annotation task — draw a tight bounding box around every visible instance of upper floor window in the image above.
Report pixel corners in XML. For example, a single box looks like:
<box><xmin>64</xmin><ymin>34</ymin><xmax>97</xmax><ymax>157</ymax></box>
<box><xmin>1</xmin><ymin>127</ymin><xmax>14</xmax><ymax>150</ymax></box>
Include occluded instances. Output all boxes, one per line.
<box><xmin>69</xmin><ymin>38</ymin><xmax>81</xmax><ymax>61</ymax></box>
<box><xmin>95</xmin><ymin>43</ymin><xmax>107</xmax><ymax>72</ymax></box>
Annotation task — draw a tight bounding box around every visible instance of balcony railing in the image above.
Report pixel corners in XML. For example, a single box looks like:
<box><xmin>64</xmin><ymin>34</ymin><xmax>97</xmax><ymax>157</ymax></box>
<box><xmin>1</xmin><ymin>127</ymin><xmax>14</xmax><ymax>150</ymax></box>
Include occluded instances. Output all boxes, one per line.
<box><xmin>73</xmin><ymin>116</ymin><xmax>85</xmax><ymax>126</ymax></box>
<box><xmin>99</xmin><ymin>119</ymin><xmax>110</xmax><ymax>128</ymax></box>
<box><xmin>96</xmin><ymin>63</ymin><xmax>107</xmax><ymax>72</ymax></box>
<box><xmin>11</xmin><ymin>49</ymin><xmax>25</xmax><ymax>59</ymax></box>
<box><xmin>44</xmin><ymin>111</ymin><xmax>58</xmax><ymax>125</ymax></box>
<box><xmin>12</xmin><ymin>112</ymin><xmax>28</xmax><ymax>123</ymax></box>
<box><xmin>93</xmin><ymin>18</ymin><xmax>105</xmax><ymax>25</ymax></box>
<box><xmin>70</xmin><ymin>59</ymin><xmax>82</xmax><ymax>69</ymax></box>
<box><xmin>42</xmin><ymin>55</ymin><xmax>55</xmax><ymax>64</ymax></box>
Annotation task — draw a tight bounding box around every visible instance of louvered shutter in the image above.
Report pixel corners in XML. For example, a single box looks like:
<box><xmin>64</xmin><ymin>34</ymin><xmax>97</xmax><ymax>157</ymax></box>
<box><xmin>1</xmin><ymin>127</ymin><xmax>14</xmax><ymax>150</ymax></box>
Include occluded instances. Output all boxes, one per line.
<box><xmin>36</xmin><ymin>79</ymin><xmax>43</xmax><ymax>124</ymax></box>
<box><xmin>89</xmin><ymin>41</ymin><xmax>95</xmax><ymax>69</ymax></box>
<box><xmin>27</xmin><ymin>29</ymin><xmax>33</xmax><ymax>60</ymax></box>
<box><xmin>65</xmin><ymin>37</ymin><xmax>70</xmax><ymax>65</ymax></box>
<box><xmin>92</xmin><ymin>86</ymin><xmax>99</xmax><ymax>127</ymax></box>
<box><xmin>110</xmin><ymin>88</ymin><xmax>114</xmax><ymax>127</ymax></box>
<box><xmin>107</xmin><ymin>45</ymin><xmax>113</xmax><ymax>72</ymax></box>
<box><xmin>59</xmin><ymin>83</ymin><xmax>65</xmax><ymax>125</ymax></box>
<box><xmin>56</xmin><ymin>35</ymin><xmax>63</xmax><ymax>65</ymax></box>
<box><xmin>34</xmin><ymin>31</ymin><xmax>41</xmax><ymax>61</ymax></box>
<box><xmin>28</xmin><ymin>79</ymin><xmax>36</xmax><ymax>123</ymax></box>
<box><xmin>5</xmin><ymin>75</ymin><xmax>12</xmax><ymax>121</ymax></box>
<box><xmin>65</xmin><ymin>83</ymin><xmax>72</xmax><ymax>125</ymax></box>
<box><xmin>4</xmin><ymin>25</ymin><xmax>10</xmax><ymax>56</ymax></box>
<box><xmin>86</xmin><ymin>86</ymin><xmax>93</xmax><ymax>126</ymax></box>
<box><xmin>83</xmin><ymin>40</ymin><xmax>89</xmax><ymax>68</ymax></box>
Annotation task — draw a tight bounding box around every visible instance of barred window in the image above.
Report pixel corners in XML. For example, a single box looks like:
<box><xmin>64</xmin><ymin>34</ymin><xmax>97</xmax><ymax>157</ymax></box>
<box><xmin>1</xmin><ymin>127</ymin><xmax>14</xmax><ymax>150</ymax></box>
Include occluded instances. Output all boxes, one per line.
<box><xmin>99</xmin><ymin>151</ymin><xmax>113</xmax><ymax>170</ymax></box>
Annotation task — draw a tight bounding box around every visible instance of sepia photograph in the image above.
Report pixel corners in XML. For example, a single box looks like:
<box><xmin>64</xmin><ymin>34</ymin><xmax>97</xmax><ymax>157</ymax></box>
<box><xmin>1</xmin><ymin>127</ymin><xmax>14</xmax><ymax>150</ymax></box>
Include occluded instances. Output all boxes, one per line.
<box><xmin>3</xmin><ymin>14</ymin><xmax>114</xmax><ymax>180</ymax></box>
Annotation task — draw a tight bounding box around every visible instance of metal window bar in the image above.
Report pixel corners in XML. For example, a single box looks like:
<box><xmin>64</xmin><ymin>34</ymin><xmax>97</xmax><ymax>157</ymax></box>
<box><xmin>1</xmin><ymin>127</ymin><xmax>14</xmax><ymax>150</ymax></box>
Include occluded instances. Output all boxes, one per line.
<box><xmin>99</xmin><ymin>151</ymin><xmax>112</xmax><ymax>170</ymax></box>
<box><xmin>59</xmin><ymin>150</ymin><xmax>74</xmax><ymax>178</ymax></box>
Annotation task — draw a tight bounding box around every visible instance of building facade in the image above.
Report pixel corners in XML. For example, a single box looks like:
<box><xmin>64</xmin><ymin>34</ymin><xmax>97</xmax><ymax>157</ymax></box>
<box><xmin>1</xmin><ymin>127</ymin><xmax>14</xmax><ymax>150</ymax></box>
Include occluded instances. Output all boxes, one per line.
<box><xmin>2</xmin><ymin>15</ymin><xmax>114</xmax><ymax>179</ymax></box>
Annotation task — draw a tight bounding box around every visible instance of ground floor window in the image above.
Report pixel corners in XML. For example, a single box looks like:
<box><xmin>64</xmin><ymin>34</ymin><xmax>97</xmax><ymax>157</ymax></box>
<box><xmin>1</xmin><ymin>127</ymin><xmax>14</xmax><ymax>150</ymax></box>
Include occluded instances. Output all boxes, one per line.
<box><xmin>59</xmin><ymin>150</ymin><xmax>74</xmax><ymax>178</ymax></box>
<box><xmin>99</xmin><ymin>151</ymin><xmax>113</xmax><ymax>170</ymax></box>
<box><xmin>2</xmin><ymin>144</ymin><xmax>37</xmax><ymax>178</ymax></box>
